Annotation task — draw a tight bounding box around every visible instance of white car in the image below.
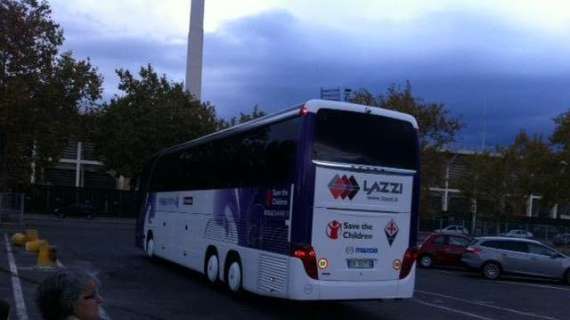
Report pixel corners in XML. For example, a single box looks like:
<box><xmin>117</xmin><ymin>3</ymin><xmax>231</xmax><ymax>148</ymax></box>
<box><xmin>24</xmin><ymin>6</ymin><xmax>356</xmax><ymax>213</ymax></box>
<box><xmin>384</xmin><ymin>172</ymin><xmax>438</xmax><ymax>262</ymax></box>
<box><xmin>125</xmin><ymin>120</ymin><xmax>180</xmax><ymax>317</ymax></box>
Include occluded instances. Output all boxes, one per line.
<box><xmin>501</xmin><ymin>229</ymin><xmax>534</xmax><ymax>239</ymax></box>
<box><xmin>434</xmin><ymin>225</ymin><xmax>470</xmax><ymax>235</ymax></box>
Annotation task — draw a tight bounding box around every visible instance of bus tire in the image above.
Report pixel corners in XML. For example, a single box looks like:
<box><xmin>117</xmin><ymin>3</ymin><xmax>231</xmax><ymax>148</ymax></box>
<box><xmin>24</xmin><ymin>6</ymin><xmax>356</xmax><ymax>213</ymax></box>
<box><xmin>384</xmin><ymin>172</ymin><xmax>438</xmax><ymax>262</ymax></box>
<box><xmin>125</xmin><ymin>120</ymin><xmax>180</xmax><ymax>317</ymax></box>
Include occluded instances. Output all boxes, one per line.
<box><xmin>145</xmin><ymin>232</ymin><xmax>155</xmax><ymax>258</ymax></box>
<box><xmin>225</xmin><ymin>254</ymin><xmax>243</xmax><ymax>294</ymax></box>
<box><xmin>564</xmin><ymin>269</ymin><xmax>570</xmax><ymax>286</ymax></box>
<box><xmin>205</xmin><ymin>251</ymin><xmax>220</xmax><ymax>283</ymax></box>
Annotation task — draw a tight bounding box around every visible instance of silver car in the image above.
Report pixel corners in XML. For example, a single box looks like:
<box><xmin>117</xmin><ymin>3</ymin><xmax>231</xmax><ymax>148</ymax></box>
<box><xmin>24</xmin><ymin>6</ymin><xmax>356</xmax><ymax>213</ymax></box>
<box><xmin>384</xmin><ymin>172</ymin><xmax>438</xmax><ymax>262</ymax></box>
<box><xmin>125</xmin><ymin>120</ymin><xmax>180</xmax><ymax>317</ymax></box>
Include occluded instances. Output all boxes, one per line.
<box><xmin>462</xmin><ymin>237</ymin><xmax>570</xmax><ymax>284</ymax></box>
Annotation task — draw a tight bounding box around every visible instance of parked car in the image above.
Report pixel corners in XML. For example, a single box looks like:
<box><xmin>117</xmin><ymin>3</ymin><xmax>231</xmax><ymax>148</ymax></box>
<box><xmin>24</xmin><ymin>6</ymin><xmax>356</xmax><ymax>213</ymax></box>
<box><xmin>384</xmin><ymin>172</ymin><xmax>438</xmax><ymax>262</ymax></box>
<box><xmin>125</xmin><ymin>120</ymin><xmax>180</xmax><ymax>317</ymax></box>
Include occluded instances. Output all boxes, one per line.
<box><xmin>500</xmin><ymin>229</ymin><xmax>534</xmax><ymax>239</ymax></box>
<box><xmin>417</xmin><ymin>232</ymin><xmax>472</xmax><ymax>268</ymax></box>
<box><xmin>553</xmin><ymin>233</ymin><xmax>570</xmax><ymax>246</ymax></box>
<box><xmin>462</xmin><ymin>236</ymin><xmax>570</xmax><ymax>284</ymax></box>
<box><xmin>53</xmin><ymin>203</ymin><xmax>96</xmax><ymax>219</ymax></box>
<box><xmin>434</xmin><ymin>225</ymin><xmax>470</xmax><ymax>235</ymax></box>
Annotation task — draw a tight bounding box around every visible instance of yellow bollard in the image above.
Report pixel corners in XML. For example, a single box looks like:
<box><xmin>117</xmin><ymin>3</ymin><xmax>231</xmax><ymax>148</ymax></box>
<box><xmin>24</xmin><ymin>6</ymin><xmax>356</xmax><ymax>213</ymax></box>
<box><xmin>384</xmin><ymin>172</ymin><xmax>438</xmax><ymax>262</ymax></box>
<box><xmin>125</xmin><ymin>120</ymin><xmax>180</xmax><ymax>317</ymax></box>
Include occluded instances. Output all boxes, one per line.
<box><xmin>25</xmin><ymin>229</ymin><xmax>39</xmax><ymax>242</ymax></box>
<box><xmin>37</xmin><ymin>244</ymin><xmax>57</xmax><ymax>268</ymax></box>
<box><xmin>25</xmin><ymin>239</ymin><xmax>47</xmax><ymax>253</ymax></box>
<box><xmin>11</xmin><ymin>233</ymin><xmax>27</xmax><ymax>246</ymax></box>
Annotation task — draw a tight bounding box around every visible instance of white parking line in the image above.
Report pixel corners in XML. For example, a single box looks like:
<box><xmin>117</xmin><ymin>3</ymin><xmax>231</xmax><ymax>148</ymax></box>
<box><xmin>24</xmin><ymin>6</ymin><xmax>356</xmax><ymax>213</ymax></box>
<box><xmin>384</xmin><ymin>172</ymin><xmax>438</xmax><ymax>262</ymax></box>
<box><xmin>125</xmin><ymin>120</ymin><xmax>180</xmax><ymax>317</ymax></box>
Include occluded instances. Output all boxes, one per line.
<box><xmin>4</xmin><ymin>234</ymin><xmax>29</xmax><ymax>320</ymax></box>
<box><xmin>427</xmin><ymin>269</ymin><xmax>570</xmax><ymax>293</ymax></box>
<box><xmin>416</xmin><ymin>290</ymin><xmax>560</xmax><ymax>320</ymax></box>
<box><xmin>428</xmin><ymin>269</ymin><xmax>470</xmax><ymax>276</ymax></box>
<box><xmin>496</xmin><ymin>280</ymin><xmax>570</xmax><ymax>293</ymax></box>
<box><xmin>414</xmin><ymin>298</ymin><xmax>496</xmax><ymax>320</ymax></box>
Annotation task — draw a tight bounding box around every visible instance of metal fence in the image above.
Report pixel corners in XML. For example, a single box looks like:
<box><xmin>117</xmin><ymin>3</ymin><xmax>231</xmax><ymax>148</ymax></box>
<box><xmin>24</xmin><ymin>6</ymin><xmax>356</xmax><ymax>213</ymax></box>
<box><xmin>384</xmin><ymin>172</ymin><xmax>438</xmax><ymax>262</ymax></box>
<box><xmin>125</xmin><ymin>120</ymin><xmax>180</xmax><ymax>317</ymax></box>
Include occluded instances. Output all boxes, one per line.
<box><xmin>0</xmin><ymin>193</ymin><xmax>24</xmax><ymax>224</ymax></box>
<box><xmin>25</xmin><ymin>185</ymin><xmax>138</xmax><ymax>218</ymax></box>
<box><xmin>420</xmin><ymin>214</ymin><xmax>570</xmax><ymax>242</ymax></box>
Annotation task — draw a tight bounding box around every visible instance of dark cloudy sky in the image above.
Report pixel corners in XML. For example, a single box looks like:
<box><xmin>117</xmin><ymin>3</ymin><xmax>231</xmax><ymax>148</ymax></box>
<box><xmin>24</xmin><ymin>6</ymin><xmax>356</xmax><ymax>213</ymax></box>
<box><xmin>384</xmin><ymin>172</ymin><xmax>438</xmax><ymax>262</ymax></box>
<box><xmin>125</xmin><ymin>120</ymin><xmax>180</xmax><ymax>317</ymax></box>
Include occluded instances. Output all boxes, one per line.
<box><xmin>49</xmin><ymin>0</ymin><xmax>570</xmax><ymax>149</ymax></box>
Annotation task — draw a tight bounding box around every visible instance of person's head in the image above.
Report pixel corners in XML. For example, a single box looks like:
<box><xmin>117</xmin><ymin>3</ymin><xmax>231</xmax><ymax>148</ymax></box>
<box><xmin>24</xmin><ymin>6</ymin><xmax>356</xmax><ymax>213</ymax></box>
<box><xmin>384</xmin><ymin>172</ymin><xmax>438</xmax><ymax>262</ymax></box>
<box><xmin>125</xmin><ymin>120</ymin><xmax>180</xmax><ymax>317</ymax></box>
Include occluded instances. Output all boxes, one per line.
<box><xmin>36</xmin><ymin>270</ymin><xmax>103</xmax><ymax>320</ymax></box>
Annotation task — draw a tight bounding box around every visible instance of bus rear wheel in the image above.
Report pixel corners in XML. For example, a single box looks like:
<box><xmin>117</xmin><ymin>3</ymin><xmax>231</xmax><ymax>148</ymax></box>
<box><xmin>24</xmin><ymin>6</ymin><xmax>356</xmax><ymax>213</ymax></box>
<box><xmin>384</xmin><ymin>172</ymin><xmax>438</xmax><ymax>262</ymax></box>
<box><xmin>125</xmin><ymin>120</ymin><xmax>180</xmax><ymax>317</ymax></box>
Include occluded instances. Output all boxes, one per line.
<box><xmin>145</xmin><ymin>238</ymin><xmax>155</xmax><ymax>258</ymax></box>
<box><xmin>205</xmin><ymin>253</ymin><xmax>219</xmax><ymax>283</ymax></box>
<box><xmin>226</xmin><ymin>259</ymin><xmax>243</xmax><ymax>294</ymax></box>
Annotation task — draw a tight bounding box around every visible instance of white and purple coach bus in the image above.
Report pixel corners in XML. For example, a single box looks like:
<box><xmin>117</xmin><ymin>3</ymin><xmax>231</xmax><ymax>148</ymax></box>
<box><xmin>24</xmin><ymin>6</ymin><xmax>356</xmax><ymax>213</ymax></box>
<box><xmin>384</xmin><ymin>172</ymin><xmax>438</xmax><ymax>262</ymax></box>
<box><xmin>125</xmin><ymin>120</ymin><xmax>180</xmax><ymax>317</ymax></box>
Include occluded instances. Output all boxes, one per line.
<box><xmin>135</xmin><ymin>99</ymin><xmax>420</xmax><ymax>300</ymax></box>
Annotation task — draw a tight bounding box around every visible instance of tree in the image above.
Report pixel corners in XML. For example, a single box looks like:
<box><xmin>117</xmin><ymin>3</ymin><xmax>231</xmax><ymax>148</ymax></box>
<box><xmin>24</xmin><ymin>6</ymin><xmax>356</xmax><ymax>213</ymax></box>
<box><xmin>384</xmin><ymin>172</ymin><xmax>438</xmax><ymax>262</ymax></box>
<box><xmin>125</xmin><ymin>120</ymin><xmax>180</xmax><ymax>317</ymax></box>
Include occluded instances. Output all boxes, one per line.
<box><xmin>217</xmin><ymin>105</ymin><xmax>266</xmax><ymax>129</ymax></box>
<box><xmin>350</xmin><ymin>82</ymin><xmax>463</xmax><ymax>216</ymax></box>
<box><xmin>455</xmin><ymin>151</ymin><xmax>504</xmax><ymax>217</ymax></box>
<box><xmin>456</xmin><ymin>131</ymin><xmax>557</xmax><ymax>221</ymax></box>
<box><xmin>91</xmin><ymin>64</ymin><xmax>218</xmax><ymax>182</ymax></box>
<box><xmin>0</xmin><ymin>0</ymin><xmax>102</xmax><ymax>190</ymax></box>
<box><xmin>549</xmin><ymin>111</ymin><xmax>570</xmax><ymax>214</ymax></box>
<box><xmin>509</xmin><ymin>131</ymin><xmax>558</xmax><ymax>212</ymax></box>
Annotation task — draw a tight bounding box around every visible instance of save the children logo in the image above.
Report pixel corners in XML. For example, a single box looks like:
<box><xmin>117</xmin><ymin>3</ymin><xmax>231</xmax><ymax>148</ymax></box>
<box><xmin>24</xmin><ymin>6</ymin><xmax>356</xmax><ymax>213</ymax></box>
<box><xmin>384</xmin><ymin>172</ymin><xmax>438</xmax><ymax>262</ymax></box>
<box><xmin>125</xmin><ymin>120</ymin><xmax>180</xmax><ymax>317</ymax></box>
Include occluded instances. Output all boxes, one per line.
<box><xmin>326</xmin><ymin>220</ymin><xmax>342</xmax><ymax>239</ymax></box>
<box><xmin>328</xmin><ymin>175</ymin><xmax>360</xmax><ymax>200</ymax></box>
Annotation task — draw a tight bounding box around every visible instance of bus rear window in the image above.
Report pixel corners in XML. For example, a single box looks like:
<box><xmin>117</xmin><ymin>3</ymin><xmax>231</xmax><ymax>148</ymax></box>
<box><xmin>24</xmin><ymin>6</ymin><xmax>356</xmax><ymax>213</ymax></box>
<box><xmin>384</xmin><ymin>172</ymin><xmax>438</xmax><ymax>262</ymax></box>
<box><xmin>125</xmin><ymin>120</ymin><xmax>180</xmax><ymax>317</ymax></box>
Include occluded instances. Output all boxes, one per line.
<box><xmin>313</xmin><ymin>109</ymin><xmax>418</xmax><ymax>170</ymax></box>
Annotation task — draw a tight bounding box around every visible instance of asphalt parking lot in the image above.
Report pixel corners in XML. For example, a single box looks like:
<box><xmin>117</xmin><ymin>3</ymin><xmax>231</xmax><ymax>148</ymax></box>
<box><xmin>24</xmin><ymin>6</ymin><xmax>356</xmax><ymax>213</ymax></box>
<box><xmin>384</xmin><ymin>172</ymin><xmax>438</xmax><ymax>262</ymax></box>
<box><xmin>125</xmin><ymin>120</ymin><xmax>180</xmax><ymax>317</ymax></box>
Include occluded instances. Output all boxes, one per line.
<box><xmin>1</xmin><ymin>217</ymin><xmax>569</xmax><ymax>320</ymax></box>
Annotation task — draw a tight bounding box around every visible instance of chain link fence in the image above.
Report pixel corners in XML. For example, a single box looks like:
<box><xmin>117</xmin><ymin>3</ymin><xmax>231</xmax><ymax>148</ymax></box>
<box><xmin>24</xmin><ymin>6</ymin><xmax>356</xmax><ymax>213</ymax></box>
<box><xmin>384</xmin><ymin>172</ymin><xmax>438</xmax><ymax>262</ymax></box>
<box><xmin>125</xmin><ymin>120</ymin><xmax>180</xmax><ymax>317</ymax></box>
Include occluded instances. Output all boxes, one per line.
<box><xmin>25</xmin><ymin>185</ymin><xmax>137</xmax><ymax>217</ymax></box>
<box><xmin>420</xmin><ymin>214</ymin><xmax>570</xmax><ymax>245</ymax></box>
<box><xmin>0</xmin><ymin>193</ymin><xmax>24</xmax><ymax>224</ymax></box>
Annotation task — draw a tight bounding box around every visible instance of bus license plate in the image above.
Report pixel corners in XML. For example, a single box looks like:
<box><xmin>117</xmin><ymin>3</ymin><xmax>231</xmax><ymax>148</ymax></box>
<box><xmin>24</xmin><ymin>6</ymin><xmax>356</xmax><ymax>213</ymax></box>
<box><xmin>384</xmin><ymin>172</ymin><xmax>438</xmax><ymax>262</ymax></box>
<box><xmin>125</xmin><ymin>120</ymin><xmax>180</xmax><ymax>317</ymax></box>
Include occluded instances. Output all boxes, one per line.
<box><xmin>347</xmin><ymin>259</ymin><xmax>374</xmax><ymax>269</ymax></box>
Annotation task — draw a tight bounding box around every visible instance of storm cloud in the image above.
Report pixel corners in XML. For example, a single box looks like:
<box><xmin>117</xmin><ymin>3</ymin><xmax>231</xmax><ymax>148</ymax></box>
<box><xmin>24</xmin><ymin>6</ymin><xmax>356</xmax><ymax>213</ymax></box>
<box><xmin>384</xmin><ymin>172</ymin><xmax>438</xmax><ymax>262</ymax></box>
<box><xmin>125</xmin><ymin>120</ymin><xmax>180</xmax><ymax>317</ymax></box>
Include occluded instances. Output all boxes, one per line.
<box><xmin>60</xmin><ymin>8</ymin><xmax>570</xmax><ymax>149</ymax></box>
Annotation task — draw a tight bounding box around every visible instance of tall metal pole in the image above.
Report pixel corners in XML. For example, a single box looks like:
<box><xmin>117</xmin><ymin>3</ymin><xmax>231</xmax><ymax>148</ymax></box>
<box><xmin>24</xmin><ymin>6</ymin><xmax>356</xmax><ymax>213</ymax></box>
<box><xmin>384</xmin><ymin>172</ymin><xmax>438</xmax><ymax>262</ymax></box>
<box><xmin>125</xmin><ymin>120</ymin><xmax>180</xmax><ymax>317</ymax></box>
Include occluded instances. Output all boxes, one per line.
<box><xmin>185</xmin><ymin>0</ymin><xmax>205</xmax><ymax>100</ymax></box>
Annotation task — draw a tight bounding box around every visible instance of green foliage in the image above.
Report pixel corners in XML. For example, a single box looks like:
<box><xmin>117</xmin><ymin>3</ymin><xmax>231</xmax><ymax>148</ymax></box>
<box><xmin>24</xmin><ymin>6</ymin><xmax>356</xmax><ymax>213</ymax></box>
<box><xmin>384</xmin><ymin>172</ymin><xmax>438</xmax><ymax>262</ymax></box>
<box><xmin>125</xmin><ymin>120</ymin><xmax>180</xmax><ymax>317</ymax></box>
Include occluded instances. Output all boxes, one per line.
<box><xmin>456</xmin><ymin>131</ymin><xmax>558</xmax><ymax>217</ymax></box>
<box><xmin>0</xmin><ymin>0</ymin><xmax>102</xmax><ymax>190</ymax></box>
<box><xmin>91</xmin><ymin>64</ymin><xmax>218</xmax><ymax>180</ymax></box>
<box><xmin>550</xmin><ymin>111</ymin><xmax>570</xmax><ymax>206</ymax></box>
<box><xmin>551</xmin><ymin>111</ymin><xmax>570</xmax><ymax>152</ymax></box>
<box><xmin>217</xmin><ymin>105</ymin><xmax>266</xmax><ymax>129</ymax></box>
<box><xmin>350</xmin><ymin>81</ymin><xmax>463</xmax><ymax>216</ymax></box>
<box><xmin>351</xmin><ymin>82</ymin><xmax>462</xmax><ymax>150</ymax></box>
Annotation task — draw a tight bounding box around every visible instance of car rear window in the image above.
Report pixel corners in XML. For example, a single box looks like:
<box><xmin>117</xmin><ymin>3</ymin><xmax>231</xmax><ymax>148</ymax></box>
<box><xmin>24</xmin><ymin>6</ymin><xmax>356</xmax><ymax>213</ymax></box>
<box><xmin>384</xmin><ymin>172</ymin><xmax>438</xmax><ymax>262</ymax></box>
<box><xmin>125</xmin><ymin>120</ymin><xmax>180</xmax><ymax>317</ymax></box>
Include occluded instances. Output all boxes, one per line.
<box><xmin>503</xmin><ymin>241</ymin><xmax>528</xmax><ymax>252</ymax></box>
<box><xmin>481</xmin><ymin>240</ymin><xmax>528</xmax><ymax>252</ymax></box>
<box><xmin>449</xmin><ymin>236</ymin><xmax>470</xmax><ymax>247</ymax></box>
<box><xmin>480</xmin><ymin>240</ymin><xmax>500</xmax><ymax>249</ymax></box>
<box><xmin>432</xmin><ymin>235</ymin><xmax>445</xmax><ymax>245</ymax></box>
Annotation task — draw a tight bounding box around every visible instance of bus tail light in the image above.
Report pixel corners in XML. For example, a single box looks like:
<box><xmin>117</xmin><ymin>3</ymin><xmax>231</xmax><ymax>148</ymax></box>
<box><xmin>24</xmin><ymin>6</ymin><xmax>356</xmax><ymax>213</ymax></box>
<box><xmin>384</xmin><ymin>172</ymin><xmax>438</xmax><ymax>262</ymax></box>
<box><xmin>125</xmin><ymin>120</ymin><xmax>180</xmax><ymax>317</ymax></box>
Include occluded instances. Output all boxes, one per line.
<box><xmin>399</xmin><ymin>247</ymin><xmax>417</xmax><ymax>280</ymax></box>
<box><xmin>299</xmin><ymin>105</ymin><xmax>309</xmax><ymax>117</ymax></box>
<box><xmin>291</xmin><ymin>245</ymin><xmax>318</xmax><ymax>280</ymax></box>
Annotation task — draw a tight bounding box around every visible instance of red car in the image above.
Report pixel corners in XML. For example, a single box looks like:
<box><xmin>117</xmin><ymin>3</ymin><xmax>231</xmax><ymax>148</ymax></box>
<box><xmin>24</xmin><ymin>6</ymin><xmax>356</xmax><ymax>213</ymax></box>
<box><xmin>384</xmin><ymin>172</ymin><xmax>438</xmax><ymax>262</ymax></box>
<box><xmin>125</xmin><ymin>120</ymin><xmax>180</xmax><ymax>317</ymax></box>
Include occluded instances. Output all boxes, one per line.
<box><xmin>417</xmin><ymin>233</ymin><xmax>472</xmax><ymax>268</ymax></box>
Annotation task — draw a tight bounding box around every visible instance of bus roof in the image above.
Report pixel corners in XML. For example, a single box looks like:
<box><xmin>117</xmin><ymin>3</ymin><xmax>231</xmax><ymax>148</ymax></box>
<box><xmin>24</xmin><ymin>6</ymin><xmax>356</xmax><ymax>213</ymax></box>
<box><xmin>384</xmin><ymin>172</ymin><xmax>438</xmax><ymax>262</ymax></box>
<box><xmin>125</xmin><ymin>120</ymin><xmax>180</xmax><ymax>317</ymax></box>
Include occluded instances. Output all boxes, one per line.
<box><xmin>304</xmin><ymin>100</ymin><xmax>419</xmax><ymax>129</ymax></box>
<box><xmin>157</xmin><ymin>99</ymin><xmax>419</xmax><ymax>158</ymax></box>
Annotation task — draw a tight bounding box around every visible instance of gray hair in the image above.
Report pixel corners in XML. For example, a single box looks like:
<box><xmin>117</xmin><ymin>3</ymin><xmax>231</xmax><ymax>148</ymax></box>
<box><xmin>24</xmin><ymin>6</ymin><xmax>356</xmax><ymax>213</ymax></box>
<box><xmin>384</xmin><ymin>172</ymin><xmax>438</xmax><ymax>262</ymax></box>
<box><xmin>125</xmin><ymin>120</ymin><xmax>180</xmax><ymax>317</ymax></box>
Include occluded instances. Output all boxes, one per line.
<box><xmin>36</xmin><ymin>270</ymin><xmax>100</xmax><ymax>320</ymax></box>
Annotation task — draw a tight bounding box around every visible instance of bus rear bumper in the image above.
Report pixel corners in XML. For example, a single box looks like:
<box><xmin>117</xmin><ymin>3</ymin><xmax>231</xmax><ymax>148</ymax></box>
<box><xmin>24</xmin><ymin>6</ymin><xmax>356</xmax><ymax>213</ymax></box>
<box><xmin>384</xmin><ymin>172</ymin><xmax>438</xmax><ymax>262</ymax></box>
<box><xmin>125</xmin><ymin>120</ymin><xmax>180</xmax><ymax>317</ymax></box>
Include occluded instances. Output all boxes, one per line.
<box><xmin>287</xmin><ymin>259</ymin><xmax>416</xmax><ymax>301</ymax></box>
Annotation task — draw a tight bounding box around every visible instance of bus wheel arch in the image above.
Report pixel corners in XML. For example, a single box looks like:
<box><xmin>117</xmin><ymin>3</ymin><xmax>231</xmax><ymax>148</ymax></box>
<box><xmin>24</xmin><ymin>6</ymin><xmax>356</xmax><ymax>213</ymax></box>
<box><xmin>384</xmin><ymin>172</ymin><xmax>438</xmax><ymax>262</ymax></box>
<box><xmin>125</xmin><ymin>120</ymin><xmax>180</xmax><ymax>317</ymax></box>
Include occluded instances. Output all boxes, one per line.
<box><xmin>224</xmin><ymin>251</ymin><xmax>243</xmax><ymax>293</ymax></box>
<box><xmin>204</xmin><ymin>246</ymin><xmax>220</xmax><ymax>283</ymax></box>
